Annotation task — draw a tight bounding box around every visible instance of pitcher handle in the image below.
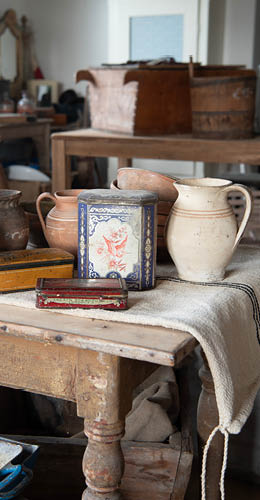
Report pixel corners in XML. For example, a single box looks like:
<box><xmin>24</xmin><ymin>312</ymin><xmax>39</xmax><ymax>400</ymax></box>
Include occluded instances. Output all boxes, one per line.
<box><xmin>223</xmin><ymin>184</ymin><xmax>253</xmax><ymax>250</ymax></box>
<box><xmin>36</xmin><ymin>192</ymin><xmax>56</xmax><ymax>240</ymax></box>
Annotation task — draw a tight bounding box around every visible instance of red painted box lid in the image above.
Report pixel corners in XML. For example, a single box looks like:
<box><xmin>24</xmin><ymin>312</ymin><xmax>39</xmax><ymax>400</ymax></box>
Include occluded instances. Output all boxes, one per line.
<box><xmin>36</xmin><ymin>277</ymin><xmax>127</xmax><ymax>293</ymax></box>
<box><xmin>35</xmin><ymin>277</ymin><xmax>128</xmax><ymax>309</ymax></box>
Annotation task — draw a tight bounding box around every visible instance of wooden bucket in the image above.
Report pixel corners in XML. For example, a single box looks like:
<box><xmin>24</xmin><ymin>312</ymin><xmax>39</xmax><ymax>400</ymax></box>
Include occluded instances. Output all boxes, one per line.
<box><xmin>190</xmin><ymin>67</ymin><xmax>256</xmax><ymax>139</ymax></box>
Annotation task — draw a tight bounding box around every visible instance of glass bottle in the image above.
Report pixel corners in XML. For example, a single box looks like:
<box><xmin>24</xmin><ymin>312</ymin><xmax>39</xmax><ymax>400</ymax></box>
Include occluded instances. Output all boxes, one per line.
<box><xmin>0</xmin><ymin>91</ymin><xmax>15</xmax><ymax>113</ymax></box>
<box><xmin>17</xmin><ymin>90</ymin><xmax>35</xmax><ymax>115</ymax></box>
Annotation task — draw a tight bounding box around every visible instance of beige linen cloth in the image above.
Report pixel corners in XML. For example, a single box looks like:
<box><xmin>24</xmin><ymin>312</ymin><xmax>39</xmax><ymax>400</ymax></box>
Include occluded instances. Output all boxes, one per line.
<box><xmin>123</xmin><ymin>365</ymin><xmax>180</xmax><ymax>442</ymax></box>
<box><xmin>1</xmin><ymin>245</ymin><xmax>260</xmax><ymax>497</ymax></box>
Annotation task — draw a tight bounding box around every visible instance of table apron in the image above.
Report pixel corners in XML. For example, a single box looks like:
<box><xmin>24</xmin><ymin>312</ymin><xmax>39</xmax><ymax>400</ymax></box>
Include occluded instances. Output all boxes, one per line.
<box><xmin>0</xmin><ymin>333</ymin><xmax>78</xmax><ymax>401</ymax></box>
<box><xmin>61</xmin><ymin>136</ymin><xmax>260</xmax><ymax>165</ymax></box>
<box><xmin>0</xmin><ymin>333</ymin><xmax>159</xmax><ymax>420</ymax></box>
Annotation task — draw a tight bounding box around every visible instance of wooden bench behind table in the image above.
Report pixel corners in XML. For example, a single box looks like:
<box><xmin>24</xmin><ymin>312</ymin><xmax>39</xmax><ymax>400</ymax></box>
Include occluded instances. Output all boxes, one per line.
<box><xmin>51</xmin><ymin>129</ymin><xmax>260</xmax><ymax>192</ymax></box>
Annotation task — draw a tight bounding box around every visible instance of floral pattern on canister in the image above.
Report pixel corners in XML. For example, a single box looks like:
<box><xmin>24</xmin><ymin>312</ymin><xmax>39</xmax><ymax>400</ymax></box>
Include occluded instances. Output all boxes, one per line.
<box><xmin>90</xmin><ymin>218</ymin><xmax>139</xmax><ymax>276</ymax></box>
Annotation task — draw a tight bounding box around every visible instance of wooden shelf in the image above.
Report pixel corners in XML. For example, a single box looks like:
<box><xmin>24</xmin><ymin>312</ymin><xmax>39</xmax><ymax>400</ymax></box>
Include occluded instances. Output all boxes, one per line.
<box><xmin>51</xmin><ymin>129</ymin><xmax>260</xmax><ymax>192</ymax></box>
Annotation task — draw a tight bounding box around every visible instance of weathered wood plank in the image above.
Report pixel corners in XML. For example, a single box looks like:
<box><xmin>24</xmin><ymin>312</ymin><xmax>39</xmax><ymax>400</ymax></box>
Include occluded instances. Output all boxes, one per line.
<box><xmin>0</xmin><ymin>334</ymin><xmax>77</xmax><ymax>400</ymax></box>
<box><xmin>121</xmin><ymin>441</ymin><xmax>181</xmax><ymax>500</ymax></box>
<box><xmin>76</xmin><ymin>350</ymin><xmax>159</xmax><ymax>418</ymax></box>
<box><xmin>52</xmin><ymin>128</ymin><xmax>260</xmax><ymax>165</ymax></box>
<box><xmin>51</xmin><ymin>135</ymin><xmax>70</xmax><ymax>191</ymax></box>
<box><xmin>0</xmin><ymin>304</ymin><xmax>196</xmax><ymax>366</ymax></box>
<box><xmin>0</xmin><ymin>335</ymin><xmax>159</xmax><ymax>416</ymax></box>
<box><xmin>51</xmin><ymin>128</ymin><xmax>260</xmax><ymax>191</ymax></box>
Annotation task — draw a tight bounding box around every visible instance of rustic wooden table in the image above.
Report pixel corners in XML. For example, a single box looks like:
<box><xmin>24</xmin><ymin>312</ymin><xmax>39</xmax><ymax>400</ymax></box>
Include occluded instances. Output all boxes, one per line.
<box><xmin>0</xmin><ymin>302</ymin><xmax>219</xmax><ymax>500</ymax></box>
<box><xmin>51</xmin><ymin>128</ymin><xmax>260</xmax><ymax>192</ymax></box>
<box><xmin>0</xmin><ymin>119</ymin><xmax>51</xmax><ymax>173</ymax></box>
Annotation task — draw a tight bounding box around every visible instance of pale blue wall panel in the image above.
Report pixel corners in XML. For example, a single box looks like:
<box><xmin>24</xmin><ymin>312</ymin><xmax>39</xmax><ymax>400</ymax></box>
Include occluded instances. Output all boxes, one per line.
<box><xmin>130</xmin><ymin>14</ymin><xmax>183</xmax><ymax>61</ymax></box>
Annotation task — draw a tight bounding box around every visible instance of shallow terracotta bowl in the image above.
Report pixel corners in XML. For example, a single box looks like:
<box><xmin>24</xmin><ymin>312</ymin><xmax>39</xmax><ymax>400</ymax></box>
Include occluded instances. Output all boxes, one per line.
<box><xmin>117</xmin><ymin>168</ymin><xmax>179</xmax><ymax>202</ymax></box>
<box><xmin>110</xmin><ymin>179</ymin><xmax>174</xmax><ymax>214</ymax></box>
<box><xmin>110</xmin><ymin>179</ymin><xmax>172</xmax><ymax>262</ymax></box>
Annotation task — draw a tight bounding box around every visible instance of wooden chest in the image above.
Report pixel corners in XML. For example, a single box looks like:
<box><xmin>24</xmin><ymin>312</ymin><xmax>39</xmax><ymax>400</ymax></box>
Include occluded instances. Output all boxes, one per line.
<box><xmin>76</xmin><ymin>64</ymin><xmax>196</xmax><ymax>135</ymax></box>
<box><xmin>0</xmin><ymin>248</ymin><xmax>74</xmax><ymax>292</ymax></box>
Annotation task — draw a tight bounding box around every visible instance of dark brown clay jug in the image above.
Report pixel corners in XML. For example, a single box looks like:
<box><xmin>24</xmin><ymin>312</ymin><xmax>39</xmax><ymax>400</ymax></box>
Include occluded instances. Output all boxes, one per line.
<box><xmin>36</xmin><ymin>189</ymin><xmax>84</xmax><ymax>257</ymax></box>
<box><xmin>0</xmin><ymin>190</ymin><xmax>29</xmax><ymax>250</ymax></box>
<box><xmin>21</xmin><ymin>200</ymin><xmax>55</xmax><ymax>249</ymax></box>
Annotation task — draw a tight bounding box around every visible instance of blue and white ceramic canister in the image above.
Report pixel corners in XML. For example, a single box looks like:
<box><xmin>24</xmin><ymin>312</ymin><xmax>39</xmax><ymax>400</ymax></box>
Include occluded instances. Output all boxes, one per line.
<box><xmin>78</xmin><ymin>189</ymin><xmax>158</xmax><ymax>290</ymax></box>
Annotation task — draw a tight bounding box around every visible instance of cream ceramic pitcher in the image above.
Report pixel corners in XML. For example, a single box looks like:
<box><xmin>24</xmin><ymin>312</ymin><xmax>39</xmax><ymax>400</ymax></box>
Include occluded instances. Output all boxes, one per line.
<box><xmin>166</xmin><ymin>178</ymin><xmax>252</xmax><ymax>282</ymax></box>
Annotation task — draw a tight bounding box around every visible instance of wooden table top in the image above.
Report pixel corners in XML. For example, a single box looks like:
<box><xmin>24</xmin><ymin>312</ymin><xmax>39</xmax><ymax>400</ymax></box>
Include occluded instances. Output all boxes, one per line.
<box><xmin>0</xmin><ymin>118</ymin><xmax>52</xmax><ymax>128</ymax></box>
<box><xmin>0</xmin><ymin>304</ymin><xmax>196</xmax><ymax>367</ymax></box>
<box><xmin>51</xmin><ymin>128</ymin><xmax>260</xmax><ymax>165</ymax></box>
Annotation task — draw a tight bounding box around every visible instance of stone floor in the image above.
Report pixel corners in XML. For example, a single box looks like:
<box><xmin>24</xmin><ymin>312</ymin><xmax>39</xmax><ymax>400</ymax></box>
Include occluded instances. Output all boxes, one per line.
<box><xmin>225</xmin><ymin>477</ymin><xmax>260</xmax><ymax>499</ymax></box>
<box><xmin>18</xmin><ymin>477</ymin><xmax>260</xmax><ymax>500</ymax></box>
<box><xmin>185</xmin><ymin>471</ymin><xmax>260</xmax><ymax>500</ymax></box>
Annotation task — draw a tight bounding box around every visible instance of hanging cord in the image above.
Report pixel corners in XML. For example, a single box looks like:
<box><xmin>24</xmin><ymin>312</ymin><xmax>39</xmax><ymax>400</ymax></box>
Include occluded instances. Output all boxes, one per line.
<box><xmin>201</xmin><ymin>425</ymin><xmax>230</xmax><ymax>500</ymax></box>
<box><xmin>220</xmin><ymin>429</ymin><xmax>229</xmax><ymax>499</ymax></box>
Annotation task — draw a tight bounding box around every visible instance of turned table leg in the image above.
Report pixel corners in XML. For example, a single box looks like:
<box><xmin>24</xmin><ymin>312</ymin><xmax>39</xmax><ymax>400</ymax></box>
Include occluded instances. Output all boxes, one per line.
<box><xmin>76</xmin><ymin>350</ymin><xmax>159</xmax><ymax>499</ymax></box>
<box><xmin>76</xmin><ymin>351</ymin><xmax>125</xmax><ymax>499</ymax></box>
<box><xmin>197</xmin><ymin>350</ymin><xmax>224</xmax><ymax>500</ymax></box>
<box><xmin>82</xmin><ymin>419</ymin><xmax>124</xmax><ymax>499</ymax></box>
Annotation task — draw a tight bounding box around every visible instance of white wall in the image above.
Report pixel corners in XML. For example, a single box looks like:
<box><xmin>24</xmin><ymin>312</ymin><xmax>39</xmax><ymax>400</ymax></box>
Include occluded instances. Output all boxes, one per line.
<box><xmin>207</xmin><ymin>0</ymin><xmax>226</xmax><ymax>64</ymax></box>
<box><xmin>208</xmin><ymin>0</ymin><xmax>257</xmax><ymax>68</ymax></box>
<box><xmin>0</xmin><ymin>1</ymin><xmax>28</xmax><ymax>19</ymax></box>
<box><xmin>108</xmin><ymin>0</ymin><xmax>209</xmax><ymax>65</ymax></box>
<box><xmin>31</xmin><ymin>0</ymin><xmax>108</xmax><ymax>96</ymax></box>
<box><xmin>0</xmin><ymin>0</ymin><xmax>108</xmax><ymax>96</ymax></box>
<box><xmin>223</xmin><ymin>0</ymin><xmax>256</xmax><ymax>68</ymax></box>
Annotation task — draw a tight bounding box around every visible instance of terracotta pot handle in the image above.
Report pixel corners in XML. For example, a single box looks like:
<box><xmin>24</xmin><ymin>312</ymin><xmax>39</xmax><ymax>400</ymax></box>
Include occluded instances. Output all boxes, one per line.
<box><xmin>36</xmin><ymin>192</ymin><xmax>56</xmax><ymax>240</ymax></box>
<box><xmin>223</xmin><ymin>184</ymin><xmax>253</xmax><ymax>250</ymax></box>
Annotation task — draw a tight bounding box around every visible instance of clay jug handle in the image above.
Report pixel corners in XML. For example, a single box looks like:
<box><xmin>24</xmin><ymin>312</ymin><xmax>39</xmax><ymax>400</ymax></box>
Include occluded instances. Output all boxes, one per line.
<box><xmin>223</xmin><ymin>184</ymin><xmax>253</xmax><ymax>250</ymax></box>
<box><xmin>36</xmin><ymin>192</ymin><xmax>56</xmax><ymax>240</ymax></box>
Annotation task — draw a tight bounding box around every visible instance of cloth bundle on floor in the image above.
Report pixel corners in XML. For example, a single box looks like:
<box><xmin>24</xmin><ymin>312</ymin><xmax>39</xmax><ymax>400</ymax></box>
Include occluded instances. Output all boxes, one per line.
<box><xmin>123</xmin><ymin>366</ymin><xmax>180</xmax><ymax>442</ymax></box>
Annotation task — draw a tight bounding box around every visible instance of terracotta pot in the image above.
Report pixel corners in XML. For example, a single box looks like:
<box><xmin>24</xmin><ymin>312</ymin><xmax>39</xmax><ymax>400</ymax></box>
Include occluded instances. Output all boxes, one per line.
<box><xmin>22</xmin><ymin>200</ymin><xmax>55</xmax><ymax>249</ymax></box>
<box><xmin>0</xmin><ymin>189</ymin><xmax>29</xmax><ymax>250</ymax></box>
<box><xmin>36</xmin><ymin>189</ymin><xmax>84</xmax><ymax>257</ymax></box>
<box><xmin>117</xmin><ymin>168</ymin><xmax>179</xmax><ymax>201</ymax></box>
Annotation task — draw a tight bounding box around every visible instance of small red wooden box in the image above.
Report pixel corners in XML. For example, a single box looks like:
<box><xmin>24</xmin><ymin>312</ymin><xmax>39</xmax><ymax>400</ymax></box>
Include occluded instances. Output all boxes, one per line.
<box><xmin>35</xmin><ymin>277</ymin><xmax>128</xmax><ymax>310</ymax></box>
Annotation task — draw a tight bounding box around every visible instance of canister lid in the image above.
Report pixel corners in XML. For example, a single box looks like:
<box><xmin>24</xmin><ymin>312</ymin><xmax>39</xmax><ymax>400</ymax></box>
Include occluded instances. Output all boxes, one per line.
<box><xmin>78</xmin><ymin>189</ymin><xmax>158</xmax><ymax>205</ymax></box>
